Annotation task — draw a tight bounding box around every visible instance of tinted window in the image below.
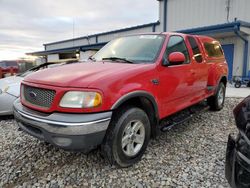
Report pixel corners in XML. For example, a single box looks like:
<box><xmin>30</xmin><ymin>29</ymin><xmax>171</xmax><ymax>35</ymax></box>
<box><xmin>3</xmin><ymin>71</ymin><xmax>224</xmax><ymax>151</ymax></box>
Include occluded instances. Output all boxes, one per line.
<box><xmin>165</xmin><ymin>36</ymin><xmax>190</xmax><ymax>64</ymax></box>
<box><xmin>188</xmin><ymin>36</ymin><xmax>203</xmax><ymax>63</ymax></box>
<box><xmin>204</xmin><ymin>42</ymin><xmax>224</xmax><ymax>57</ymax></box>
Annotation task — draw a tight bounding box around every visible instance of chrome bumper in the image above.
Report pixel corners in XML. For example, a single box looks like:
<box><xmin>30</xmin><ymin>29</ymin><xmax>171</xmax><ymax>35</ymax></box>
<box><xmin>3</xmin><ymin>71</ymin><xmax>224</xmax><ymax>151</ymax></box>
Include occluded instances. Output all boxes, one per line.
<box><xmin>13</xmin><ymin>99</ymin><xmax>111</xmax><ymax>135</ymax></box>
<box><xmin>13</xmin><ymin>99</ymin><xmax>112</xmax><ymax>151</ymax></box>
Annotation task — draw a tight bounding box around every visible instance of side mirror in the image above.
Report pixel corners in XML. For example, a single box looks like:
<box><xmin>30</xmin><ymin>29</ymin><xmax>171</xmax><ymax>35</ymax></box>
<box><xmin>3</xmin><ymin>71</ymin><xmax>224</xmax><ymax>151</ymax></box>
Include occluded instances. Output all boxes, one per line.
<box><xmin>168</xmin><ymin>52</ymin><xmax>186</xmax><ymax>65</ymax></box>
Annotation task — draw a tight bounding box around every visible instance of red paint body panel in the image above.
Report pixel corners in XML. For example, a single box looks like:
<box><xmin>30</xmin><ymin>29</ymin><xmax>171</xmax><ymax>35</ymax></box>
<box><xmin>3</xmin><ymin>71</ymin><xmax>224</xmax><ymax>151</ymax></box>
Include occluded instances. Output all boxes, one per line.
<box><xmin>21</xmin><ymin>33</ymin><xmax>228</xmax><ymax>121</ymax></box>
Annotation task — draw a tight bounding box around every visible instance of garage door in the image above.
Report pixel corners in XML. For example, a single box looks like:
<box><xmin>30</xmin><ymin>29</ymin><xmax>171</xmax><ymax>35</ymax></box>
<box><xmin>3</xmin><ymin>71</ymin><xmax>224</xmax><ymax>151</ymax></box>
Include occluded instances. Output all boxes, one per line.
<box><xmin>222</xmin><ymin>44</ymin><xmax>234</xmax><ymax>81</ymax></box>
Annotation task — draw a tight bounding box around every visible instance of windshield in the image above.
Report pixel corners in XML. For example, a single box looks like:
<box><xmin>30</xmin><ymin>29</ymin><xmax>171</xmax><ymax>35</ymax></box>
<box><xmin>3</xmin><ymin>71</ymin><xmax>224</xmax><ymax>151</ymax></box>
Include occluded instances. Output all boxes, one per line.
<box><xmin>92</xmin><ymin>34</ymin><xmax>165</xmax><ymax>63</ymax></box>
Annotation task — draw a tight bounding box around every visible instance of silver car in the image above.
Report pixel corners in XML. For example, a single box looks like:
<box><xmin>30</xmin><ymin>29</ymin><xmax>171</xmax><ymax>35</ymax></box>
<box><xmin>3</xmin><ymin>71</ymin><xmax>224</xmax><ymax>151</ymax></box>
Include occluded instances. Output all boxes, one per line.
<box><xmin>0</xmin><ymin>61</ymin><xmax>79</xmax><ymax>115</ymax></box>
<box><xmin>0</xmin><ymin>75</ymin><xmax>23</xmax><ymax>115</ymax></box>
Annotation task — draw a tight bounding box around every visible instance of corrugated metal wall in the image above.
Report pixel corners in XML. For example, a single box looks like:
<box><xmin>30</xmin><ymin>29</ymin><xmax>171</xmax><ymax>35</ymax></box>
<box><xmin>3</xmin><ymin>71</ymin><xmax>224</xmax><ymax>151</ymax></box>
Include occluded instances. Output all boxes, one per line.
<box><xmin>166</xmin><ymin>0</ymin><xmax>250</xmax><ymax>31</ymax></box>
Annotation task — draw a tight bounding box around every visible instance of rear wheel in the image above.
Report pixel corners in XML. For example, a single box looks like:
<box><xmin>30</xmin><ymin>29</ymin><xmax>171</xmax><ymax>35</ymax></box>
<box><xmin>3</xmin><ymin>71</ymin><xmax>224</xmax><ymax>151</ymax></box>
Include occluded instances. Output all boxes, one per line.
<box><xmin>234</xmin><ymin>81</ymin><xmax>241</xmax><ymax>88</ymax></box>
<box><xmin>101</xmin><ymin>106</ymin><xmax>151</xmax><ymax>167</ymax></box>
<box><xmin>208</xmin><ymin>82</ymin><xmax>226</xmax><ymax>111</ymax></box>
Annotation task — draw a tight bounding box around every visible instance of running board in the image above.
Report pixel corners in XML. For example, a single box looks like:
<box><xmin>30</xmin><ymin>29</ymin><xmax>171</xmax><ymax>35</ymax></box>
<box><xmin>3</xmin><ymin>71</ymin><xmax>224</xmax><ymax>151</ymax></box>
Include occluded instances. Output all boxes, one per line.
<box><xmin>160</xmin><ymin>102</ymin><xmax>209</xmax><ymax>132</ymax></box>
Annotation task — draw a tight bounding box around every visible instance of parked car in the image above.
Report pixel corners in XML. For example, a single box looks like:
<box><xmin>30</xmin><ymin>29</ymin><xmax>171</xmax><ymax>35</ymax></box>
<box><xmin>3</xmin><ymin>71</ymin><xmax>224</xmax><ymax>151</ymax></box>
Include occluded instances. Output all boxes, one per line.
<box><xmin>0</xmin><ymin>61</ymin><xmax>19</xmax><ymax>77</ymax></box>
<box><xmin>14</xmin><ymin>33</ymin><xmax>228</xmax><ymax>167</ymax></box>
<box><xmin>0</xmin><ymin>61</ymin><xmax>78</xmax><ymax>116</ymax></box>
<box><xmin>226</xmin><ymin>96</ymin><xmax>250</xmax><ymax>188</ymax></box>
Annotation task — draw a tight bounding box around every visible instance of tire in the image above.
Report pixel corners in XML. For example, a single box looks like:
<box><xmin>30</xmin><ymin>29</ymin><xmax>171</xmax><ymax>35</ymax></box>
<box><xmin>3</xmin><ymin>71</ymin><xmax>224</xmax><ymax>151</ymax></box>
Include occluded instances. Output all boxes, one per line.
<box><xmin>101</xmin><ymin>106</ymin><xmax>151</xmax><ymax>167</ymax></box>
<box><xmin>247</xmin><ymin>81</ymin><xmax>250</xmax><ymax>87</ymax></box>
<box><xmin>207</xmin><ymin>82</ymin><xmax>226</xmax><ymax>111</ymax></box>
<box><xmin>234</xmin><ymin>81</ymin><xmax>241</xmax><ymax>88</ymax></box>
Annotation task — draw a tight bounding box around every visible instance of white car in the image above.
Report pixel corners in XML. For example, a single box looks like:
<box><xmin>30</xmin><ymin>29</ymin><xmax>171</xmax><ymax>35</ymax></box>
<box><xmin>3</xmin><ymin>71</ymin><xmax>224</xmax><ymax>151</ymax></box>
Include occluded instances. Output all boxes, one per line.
<box><xmin>0</xmin><ymin>61</ymin><xmax>79</xmax><ymax>116</ymax></box>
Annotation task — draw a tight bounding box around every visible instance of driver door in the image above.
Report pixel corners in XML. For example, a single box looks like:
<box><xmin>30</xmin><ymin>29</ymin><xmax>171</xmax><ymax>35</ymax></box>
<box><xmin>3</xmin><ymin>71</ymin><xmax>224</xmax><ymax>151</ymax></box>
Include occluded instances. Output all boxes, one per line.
<box><xmin>158</xmin><ymin>35</ymin><xmax>196</xmax><ymax>117</ymax></box>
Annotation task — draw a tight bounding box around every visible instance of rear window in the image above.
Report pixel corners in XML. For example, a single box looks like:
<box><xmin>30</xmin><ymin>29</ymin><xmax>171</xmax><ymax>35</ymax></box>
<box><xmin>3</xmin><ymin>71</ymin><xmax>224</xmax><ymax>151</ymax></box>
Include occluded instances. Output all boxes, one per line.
<box><xmin>204</xmin><ymin>42</ymin><xmax>224</xmax><ymax>58</ymax></box>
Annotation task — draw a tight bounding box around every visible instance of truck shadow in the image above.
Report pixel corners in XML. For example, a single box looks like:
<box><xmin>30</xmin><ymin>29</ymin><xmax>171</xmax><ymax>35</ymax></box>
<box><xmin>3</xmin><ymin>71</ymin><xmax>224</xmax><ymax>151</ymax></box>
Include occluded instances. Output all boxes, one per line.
<box><xmin>0</xmin><ymin>115</ymin><xmax>14</xmax><ymax>120</ymax></box>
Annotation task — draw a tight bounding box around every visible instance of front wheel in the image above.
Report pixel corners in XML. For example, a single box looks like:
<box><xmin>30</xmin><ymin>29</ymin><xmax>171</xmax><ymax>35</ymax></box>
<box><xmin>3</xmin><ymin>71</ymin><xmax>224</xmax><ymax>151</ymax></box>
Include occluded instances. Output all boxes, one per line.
<box><xmin>207</xmin><ymin>82</ymin><xmax>226</xmax><ymax>111</ymax></box>
<box><xmin>101</xmin><ymin>106</ymin><xmax>151</xmax><ymax>167</ymax></box>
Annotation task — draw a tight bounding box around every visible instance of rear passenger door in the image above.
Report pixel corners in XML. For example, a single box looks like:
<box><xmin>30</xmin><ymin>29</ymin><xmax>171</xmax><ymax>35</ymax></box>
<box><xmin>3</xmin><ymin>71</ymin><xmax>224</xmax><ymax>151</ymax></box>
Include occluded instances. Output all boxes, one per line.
<box><xmin>187</xmin><ymin>36</ymin><xmax>209</xmax><ymax>96</ymax></box>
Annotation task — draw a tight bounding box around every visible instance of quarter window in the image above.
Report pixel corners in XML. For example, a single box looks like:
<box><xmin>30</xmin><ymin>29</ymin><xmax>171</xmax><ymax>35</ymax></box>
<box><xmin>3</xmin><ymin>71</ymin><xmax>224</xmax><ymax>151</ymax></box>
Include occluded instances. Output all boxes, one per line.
<box><xmin>165</xmin><ymin>36</ymin><xmax>190</xmax><ymax>64</ymax></box>
<box><xmin>204</xmin><ymin>42</ymin><xmax>224</xmax><ymax>57</ymax></box>
<box><xmin>188</xmin><ymin>36</ymin><xmax>203</xmax><ymax>63</ymax></box>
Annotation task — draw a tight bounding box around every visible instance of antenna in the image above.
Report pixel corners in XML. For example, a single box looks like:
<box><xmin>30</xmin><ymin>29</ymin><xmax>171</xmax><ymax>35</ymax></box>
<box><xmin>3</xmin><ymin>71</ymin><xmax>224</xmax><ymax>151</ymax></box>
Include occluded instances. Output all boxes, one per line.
<box><xmin>226</xmin><ymin>0</ymin><xmax>231</xmax><ymax>22</ymax></box>
<box><xmin>72</xmin><ymin>18</ymin><xmax>75</xmax><ymax>47</ymax></box>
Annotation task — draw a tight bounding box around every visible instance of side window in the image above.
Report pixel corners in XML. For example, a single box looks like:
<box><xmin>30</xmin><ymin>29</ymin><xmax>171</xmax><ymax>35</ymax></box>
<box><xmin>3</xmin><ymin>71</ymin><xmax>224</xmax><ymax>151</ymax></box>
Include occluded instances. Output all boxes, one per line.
<box><xmin>188</xmin><ymin>36</ymin><xmax>203</xmax><ymax>63</ymax></box>
<box><xmin>204</xmin><ymin>42</ymin><xmax>224</xmax><ymax>58</ymax></box>
<box><xmin>165</xmin><ymin>35</ymin><xmax>190</xmax><ymax>64</ymax></box>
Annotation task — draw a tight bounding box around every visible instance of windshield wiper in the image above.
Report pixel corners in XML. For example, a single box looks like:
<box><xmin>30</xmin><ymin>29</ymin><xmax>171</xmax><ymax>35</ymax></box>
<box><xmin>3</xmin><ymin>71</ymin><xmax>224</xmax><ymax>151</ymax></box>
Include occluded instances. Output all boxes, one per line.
<box><xmin>102</xmin><ymin>57</ymin><xmax>134</xmax><ymax>64</ymax></box>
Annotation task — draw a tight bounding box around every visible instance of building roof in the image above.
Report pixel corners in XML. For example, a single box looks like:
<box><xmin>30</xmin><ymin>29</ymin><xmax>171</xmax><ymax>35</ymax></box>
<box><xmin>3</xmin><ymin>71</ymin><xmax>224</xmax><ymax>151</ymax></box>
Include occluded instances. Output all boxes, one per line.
<box><xmin>178</xmin><ymin>20</ymin><xmax>250</xmax><ymax>35</ymax></box>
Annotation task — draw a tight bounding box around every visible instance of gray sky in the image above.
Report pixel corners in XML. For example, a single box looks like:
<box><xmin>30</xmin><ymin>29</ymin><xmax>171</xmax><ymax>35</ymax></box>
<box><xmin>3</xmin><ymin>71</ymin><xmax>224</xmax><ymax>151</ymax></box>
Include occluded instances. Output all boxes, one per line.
<box><xmin>0</xmin><ymin>0</ymin><xmax>159</xmax><ymax>60</ymax></box>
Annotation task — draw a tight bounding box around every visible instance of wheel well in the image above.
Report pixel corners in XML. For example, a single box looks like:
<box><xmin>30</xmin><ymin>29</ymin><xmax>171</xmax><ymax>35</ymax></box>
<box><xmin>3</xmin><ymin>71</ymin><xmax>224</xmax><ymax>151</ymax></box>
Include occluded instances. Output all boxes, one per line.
<box><xmin>220</xmin><ymin>76</ymin><xmax>227</xmax><ymax>87</ymax></box>
<box><xmin>112</xmin><ymin>97</ymin><xmax>159</xmax><ymax>138</ymax></box>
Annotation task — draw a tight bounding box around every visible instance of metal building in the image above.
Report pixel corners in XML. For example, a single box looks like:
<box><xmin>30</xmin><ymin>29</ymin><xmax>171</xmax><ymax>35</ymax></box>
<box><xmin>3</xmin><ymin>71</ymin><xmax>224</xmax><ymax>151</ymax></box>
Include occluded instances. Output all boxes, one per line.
<box><xmin>29</xmin><ymin>0</ymin><xmax>250</xmax><ymax>80</ymax></box>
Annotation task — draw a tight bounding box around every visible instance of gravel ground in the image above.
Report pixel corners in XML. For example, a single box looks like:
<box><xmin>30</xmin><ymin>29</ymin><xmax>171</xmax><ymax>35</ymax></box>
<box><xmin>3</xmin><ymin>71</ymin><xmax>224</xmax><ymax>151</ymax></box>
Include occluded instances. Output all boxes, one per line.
<box><xmin>0</xmin><ymin>98</ymin><xmax>242</xmax><ymax>188</ymax></box>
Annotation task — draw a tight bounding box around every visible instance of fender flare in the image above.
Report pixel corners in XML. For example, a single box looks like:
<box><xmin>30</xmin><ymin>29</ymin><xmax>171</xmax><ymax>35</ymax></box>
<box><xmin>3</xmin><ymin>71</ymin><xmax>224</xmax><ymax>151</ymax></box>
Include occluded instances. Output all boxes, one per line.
<box><xmin>217</xmin><ymin>75</ymin><xmax>227</xmax><ymax>87</ymax></box>
<box><xmin>111</xmin><ymin>90</ymin><xmax>159</xmax><ymax>119</ymax></box>
<box><xmin>210</xmin><ymin>75</ymin><xmax>227</xmax><ymax>95</ymax></box>
<box><xmin>208</xmin><ymin>75</ymin><xmax>227</xmax><ymax>92</ymax></box>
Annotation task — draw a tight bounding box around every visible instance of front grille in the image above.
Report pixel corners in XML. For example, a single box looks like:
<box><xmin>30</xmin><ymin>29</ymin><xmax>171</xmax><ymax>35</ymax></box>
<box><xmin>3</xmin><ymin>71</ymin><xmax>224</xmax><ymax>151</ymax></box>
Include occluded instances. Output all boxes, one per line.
<box><xmin>22</xmin><ymin>85</ymin><xmax>56</xmax><ymax>108</ymax></box>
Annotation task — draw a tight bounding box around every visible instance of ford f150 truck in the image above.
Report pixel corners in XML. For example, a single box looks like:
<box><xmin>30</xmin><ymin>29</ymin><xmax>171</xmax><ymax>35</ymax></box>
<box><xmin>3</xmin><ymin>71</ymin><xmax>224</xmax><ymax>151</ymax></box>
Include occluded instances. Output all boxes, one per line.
<box><xmin>14</xmin><ymin>33</ymin><xmax>228</xmax><ymax>167</ymax></box>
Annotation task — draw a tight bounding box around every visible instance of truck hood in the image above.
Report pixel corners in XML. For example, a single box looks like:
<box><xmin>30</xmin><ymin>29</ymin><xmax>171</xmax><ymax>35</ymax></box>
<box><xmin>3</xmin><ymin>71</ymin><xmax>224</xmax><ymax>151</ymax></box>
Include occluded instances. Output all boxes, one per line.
<box><xmin>24</xmin><ymin>62</ymin><xmax>154</xmax><ymax>88</ymax></box>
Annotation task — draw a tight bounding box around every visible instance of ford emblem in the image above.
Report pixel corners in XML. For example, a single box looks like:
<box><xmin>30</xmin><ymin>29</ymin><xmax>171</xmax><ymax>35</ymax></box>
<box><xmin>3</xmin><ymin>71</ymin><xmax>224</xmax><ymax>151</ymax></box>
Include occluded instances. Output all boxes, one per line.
<box><xmin>29</xmin><ymin>91</ymin><xmax>37</xmax><ymax>99</ymax></box>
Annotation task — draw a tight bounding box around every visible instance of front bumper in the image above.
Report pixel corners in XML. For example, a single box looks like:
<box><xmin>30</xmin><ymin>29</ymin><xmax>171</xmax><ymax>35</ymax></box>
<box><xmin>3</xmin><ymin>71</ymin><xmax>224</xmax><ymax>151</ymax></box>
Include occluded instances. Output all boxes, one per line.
<box><xmin>0</xmin><ymin>93</ymin><xmax>17</xmax><ymax>115</ymax></box>
<box><xmin>225</xmin><ymin>133</ymin><xmax>250</xmax><ymax>188</ymax></box>
<box><xmin>13</xmin><ymin>99</ymin><xmax>112</xmax><ymax>151</ymax></box>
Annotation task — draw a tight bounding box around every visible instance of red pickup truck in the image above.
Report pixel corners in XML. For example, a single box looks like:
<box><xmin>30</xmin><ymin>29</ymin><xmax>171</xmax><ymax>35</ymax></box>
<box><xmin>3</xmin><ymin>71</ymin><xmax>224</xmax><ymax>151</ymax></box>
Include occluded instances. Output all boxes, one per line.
<box><xmin>14</xmin><ymin>33</ymin><xmax>228</xmax><ymax>167</ymax></box>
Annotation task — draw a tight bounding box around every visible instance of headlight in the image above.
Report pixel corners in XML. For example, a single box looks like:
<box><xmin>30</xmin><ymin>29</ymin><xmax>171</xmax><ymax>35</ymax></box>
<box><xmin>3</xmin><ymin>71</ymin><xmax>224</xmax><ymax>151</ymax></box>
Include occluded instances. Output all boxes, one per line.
<box><xmin>59</xmin><ymin>91</ymin><xmax>102</xmax><ymax>108</ymax></box>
